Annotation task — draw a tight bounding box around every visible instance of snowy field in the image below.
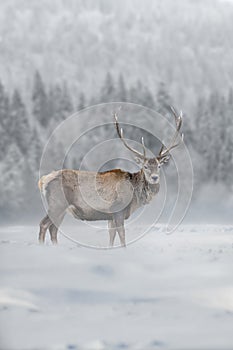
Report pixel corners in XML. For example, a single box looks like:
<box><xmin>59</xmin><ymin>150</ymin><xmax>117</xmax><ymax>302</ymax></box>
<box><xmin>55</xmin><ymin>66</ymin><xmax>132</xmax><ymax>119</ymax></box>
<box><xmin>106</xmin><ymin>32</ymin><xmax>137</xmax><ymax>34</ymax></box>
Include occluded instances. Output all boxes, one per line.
<box><xmin>0</xmin><ymin>224</ymin><xmax>233</xmax><ymax>350</ymax></box>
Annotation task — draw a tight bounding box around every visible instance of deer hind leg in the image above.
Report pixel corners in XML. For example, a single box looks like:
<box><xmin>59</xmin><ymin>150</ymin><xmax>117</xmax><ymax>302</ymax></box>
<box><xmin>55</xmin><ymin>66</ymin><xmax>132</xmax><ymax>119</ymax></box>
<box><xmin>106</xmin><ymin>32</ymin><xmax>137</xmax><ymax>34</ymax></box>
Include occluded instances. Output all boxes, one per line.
<box><xmin>39</xmin><ymin>215</ymin><xmax>53</xmax><ymax>244</ymax></box>
<box><xmin>113</xmin><ymin>213</ymin><xmax>126</xmax><ymax>248</ymax></box>
<box><xmin>39</xmin><ymin>203</ymin><xmax>67</xmax><ymax>245</ymax></box>
<box><xmin>108</xmin><ymin>220</ymin><xmax>117</xmax><ymax>247</ymax></box>
<box><xmin>49</xmin><ymin>212</ymin><xmax>65</xmax><ymax>244</ymax></box>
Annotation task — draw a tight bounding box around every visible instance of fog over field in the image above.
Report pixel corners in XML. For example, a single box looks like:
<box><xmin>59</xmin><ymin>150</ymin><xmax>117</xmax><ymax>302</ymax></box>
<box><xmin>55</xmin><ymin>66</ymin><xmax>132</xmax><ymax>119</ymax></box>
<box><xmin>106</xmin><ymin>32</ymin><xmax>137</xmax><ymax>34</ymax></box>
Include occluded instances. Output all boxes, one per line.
<box><xmin>0</xmin><ymin>0</ymin><xmax>233</xmax><ymax>349</ymax></box>
<box><xmin>0</xmin><ymin>0</ymin><xmax>233</xmax><ymax>223</ymax></box>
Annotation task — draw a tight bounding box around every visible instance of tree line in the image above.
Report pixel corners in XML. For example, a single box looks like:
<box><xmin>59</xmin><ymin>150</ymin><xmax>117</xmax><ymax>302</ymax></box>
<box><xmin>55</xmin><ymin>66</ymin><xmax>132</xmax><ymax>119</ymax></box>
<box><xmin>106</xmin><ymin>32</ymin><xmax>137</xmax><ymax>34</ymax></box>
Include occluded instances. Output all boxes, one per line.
<box><xmin>0</xmin><ymin>69</ymin><xmax>232</xmax><ymax>217</ymax></box>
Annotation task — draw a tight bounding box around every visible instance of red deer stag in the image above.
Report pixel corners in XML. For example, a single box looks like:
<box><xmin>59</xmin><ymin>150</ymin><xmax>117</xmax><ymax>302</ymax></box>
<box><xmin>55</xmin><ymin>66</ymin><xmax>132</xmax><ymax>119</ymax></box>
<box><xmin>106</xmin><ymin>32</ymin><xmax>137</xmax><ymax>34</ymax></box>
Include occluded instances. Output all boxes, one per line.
<box><xmin>38</xmin><ymin>107</ymin><xmax>183</xmax><ymax>247</ymax></box>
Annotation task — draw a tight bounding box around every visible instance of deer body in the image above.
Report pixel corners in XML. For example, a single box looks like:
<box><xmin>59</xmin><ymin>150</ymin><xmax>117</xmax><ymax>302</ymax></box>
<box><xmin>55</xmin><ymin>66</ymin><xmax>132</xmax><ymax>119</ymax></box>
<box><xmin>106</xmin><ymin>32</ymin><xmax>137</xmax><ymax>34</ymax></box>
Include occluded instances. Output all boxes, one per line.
<box><xmin>38</xmin><ymin>167</ymin><xmax>159</xmax><ymax>246</ymax></box>
<box><xmin>38</xmin><ymin>108</ymin><xmax>183</xmax><ymax>247</ymax></box>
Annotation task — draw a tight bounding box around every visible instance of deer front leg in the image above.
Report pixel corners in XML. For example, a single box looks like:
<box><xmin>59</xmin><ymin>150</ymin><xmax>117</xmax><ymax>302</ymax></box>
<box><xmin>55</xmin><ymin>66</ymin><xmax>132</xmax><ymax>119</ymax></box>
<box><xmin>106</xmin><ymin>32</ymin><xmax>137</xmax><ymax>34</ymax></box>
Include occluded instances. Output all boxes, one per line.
<box><xmin>117</xmin><ymin>226</ymin><xmax>126</xmax><ymax>247</ymax></box>
<box><xmin>108</xmin><ymin>220</ymin><xmax>117</xmax><ymax>247</ymax></box>
<box><xmin>49</xmin><ymin>225</ymin><xmax>58</xmax><ymax>244</ymax></box>
<box><xmin>113</xmin><ymin>213</ymin><xmax>126</xmax><ymax>248</ymax></box>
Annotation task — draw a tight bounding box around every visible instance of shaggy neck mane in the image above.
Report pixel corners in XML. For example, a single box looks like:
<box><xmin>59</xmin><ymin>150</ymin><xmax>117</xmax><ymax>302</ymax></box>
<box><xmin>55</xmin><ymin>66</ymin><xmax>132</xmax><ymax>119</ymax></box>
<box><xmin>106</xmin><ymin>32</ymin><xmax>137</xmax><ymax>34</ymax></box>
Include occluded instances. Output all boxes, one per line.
<box><xmin>131</xmin><ymin>169</ymin><xmax>159</xmax><ymax>205</ymax></box>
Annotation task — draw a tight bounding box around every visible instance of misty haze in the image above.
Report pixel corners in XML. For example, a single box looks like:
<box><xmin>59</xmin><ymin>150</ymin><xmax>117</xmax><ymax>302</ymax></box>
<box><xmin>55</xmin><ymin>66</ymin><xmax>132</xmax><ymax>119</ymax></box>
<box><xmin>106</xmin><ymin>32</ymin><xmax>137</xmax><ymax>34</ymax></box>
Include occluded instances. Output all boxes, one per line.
<box><xmin>0</xmin><ymin>1</ymin><xmax>233</xmax><ymax>349</ymax></box>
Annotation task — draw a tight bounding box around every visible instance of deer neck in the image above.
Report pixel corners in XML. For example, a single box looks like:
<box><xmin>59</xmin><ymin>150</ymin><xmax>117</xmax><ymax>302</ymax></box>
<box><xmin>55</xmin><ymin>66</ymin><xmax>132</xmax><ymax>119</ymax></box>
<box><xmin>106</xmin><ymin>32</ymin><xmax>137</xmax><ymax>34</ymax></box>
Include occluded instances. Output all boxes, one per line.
<box><xmin>132</xmin><ymin>169</ymin><xmax>160</xmax><ymax>205</ymax></box>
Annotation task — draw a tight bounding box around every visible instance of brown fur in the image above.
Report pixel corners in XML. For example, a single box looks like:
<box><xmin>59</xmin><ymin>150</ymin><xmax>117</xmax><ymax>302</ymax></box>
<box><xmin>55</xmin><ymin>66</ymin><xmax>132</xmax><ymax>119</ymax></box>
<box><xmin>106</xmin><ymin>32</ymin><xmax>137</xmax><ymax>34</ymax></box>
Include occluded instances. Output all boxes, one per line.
<box><xmin>38</xmin><ymin>165</ymin><xmax>160</xmax><ymax>246</ymax></box>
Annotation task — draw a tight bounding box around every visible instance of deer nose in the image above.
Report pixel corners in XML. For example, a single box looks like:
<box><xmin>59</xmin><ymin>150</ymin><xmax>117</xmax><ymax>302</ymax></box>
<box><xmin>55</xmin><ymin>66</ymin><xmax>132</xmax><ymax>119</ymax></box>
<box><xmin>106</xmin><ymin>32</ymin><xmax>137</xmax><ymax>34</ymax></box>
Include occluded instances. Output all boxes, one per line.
<box><xmin>151</xmin><ymin>175</ymin><xmax>159</xmax><ymax>182</ymax></box>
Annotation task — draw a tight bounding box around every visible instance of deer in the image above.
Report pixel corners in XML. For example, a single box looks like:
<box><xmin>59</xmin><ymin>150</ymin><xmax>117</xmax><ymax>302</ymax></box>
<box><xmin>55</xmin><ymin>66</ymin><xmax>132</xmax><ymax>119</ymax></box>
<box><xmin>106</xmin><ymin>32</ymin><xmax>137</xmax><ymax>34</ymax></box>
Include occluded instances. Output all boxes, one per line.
<box><xmin>38</xmin><ymin>107</ymin><xmax>183</xmax><ymax>247</ymax></box>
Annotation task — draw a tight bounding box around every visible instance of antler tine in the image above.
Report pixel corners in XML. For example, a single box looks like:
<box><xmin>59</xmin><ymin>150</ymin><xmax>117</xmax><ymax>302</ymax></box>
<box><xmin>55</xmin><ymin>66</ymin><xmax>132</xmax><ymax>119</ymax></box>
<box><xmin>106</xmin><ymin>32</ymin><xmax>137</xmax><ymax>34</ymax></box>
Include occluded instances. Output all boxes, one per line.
<box><xmin>157</xmin><ymin>106</ymin><xmax>183</xmax><ymax>162</ymax></box>
<box><xmin>168</xmin><ymin>107</ymin><xmax>182</xmax><ymax>150</ymax></box>
<box><xmin>158</xmin><ymin>143</ymin><xmax>166</xmax><ymax>158</ymax></box>
<box><xmin>114</xmin><ymin>113</ymin><xmax>146</xmax><ymax>160</ymax></box>
<box><xmin>141</xmin><ymin>137</ymin><xmax>146</xmax><ymax>159</ymax></box>
<box><xmin>170</xmin><ymin>106</ymin><xmax>182</xmax><ymax>132</ymax></box>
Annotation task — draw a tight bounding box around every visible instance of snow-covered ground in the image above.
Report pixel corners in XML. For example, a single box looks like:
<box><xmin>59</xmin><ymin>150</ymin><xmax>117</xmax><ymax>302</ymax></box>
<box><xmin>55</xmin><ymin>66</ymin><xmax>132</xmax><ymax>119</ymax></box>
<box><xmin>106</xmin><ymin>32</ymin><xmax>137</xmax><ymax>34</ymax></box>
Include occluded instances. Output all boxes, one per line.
<box><xmin>0</xmin><ymin>224</ymin><xmax>233</xmax><ymax>350</ymax></box>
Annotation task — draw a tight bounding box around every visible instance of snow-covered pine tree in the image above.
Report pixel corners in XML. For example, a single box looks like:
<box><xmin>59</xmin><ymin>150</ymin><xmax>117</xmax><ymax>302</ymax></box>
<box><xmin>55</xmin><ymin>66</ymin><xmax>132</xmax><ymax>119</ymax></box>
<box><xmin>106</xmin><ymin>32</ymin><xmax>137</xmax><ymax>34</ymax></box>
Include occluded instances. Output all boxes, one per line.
<box><xmin>206</xmin><ymin>91</ymin><xmax>224</xmax><ymax>182</ymax></box>
<box><xmin>194</xmin><ymin>91</ymin><xmax>228</xmax><ymax>184</ymax></box>
<box><xmin>226</xmin><ymin>87</ymin><xmax>233</xmax><ymax>187</ymax></box>
<box><xmin>143</xmin><ymin>86</ymin><xmax>155</xmax><ymax>109</ymax></box>
<box><xmin>47</xmin><ymin>85</ymin><xmax>56</xmax><ymax>121</ymax></box>
<box><xmin>32</xmin><ymin>70</ymin><xmax>48</xmax><ymax>127</ymax></box>
<box><xmin>129</xmin><ymin>80</ymin><xmax>143</xmax><ymax>105</ymax></box>
<box><xmin>51</xmin><ymin>83</ymin><xmax>63</xmax><ymax>122</ymax></box>
<box><xmin>48</xmin><ymin>82</ymin><xmax>73</xmax><ymax>126</ymax></box>
<box><xmin>61</xmin><ymin>81</ymin><xmax>73</xmax><ymax>119</ymax></box>
<box><xmin>27</xmin><ymin>128</ymin><xmax>42</xmax><ymax>177</ymax></box>
<box><xmin>116</xmin><ymin>74</ymin><xmax>127</xmax><ymax>102</ymax></box>
<box><xmin>101</xmin><ymin>72</ymin><xmax>115</xmax><ymax>102</ymax></box>
<box><xmin>156</xmin><ymin>82</ymin><xmax>172</xmax><ymax>115</ymax></box>
<box><xmin>224</xmin><ymin>104</ymin><xmax>233</xmax><ymax>188</ymax></box>
<box><xmin>11</xmin><ymin>89</ymin><xmax>31</xmax><ymax>154</ymax></box>
<box><xmin>0</xmin><ymin>80</ymin><xmax>11</xmax><ymax>133</ymax></box>
<box><xmin>0</xmin><ymin>82</ymin><xmax>11</xmax><ymax>158</ymax></box>
<box><xmin>215</xmin><ymin>96</ymin><xmax>228</xmax><ymax>182</ymax></box>
<box><xmin>189</xmin><ymin>96</ymin><xmax>208</xmax><ymax>184</ymax></box>
<box><xmin>194</xmin><ymin>96</ymin><xmax>206</xmax><ymax>152</ymax></box>
<box><xmin>0</xmin><ymin>122</ymin><xmax>9</xmax><ymax>161</ymax></box>
<box><xmin>228</xmin><ymin>87</ymin><xmax>233</xmax><ymax>106</ymax></box>
<box><xmin>0</xmin><ymin>142</ymin><xmax>26</xmax><ymax>211</ymax></box>
<box><xmin>78</xmin><ymin>92</ymin><xmax>86</xmax><ymax>111</ymax></box>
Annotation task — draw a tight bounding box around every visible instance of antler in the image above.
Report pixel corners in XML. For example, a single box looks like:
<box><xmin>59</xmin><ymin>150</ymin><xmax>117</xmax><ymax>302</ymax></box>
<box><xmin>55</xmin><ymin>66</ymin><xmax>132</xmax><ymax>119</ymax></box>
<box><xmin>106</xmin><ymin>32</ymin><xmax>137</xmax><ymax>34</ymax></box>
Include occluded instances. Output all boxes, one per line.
<box><xmin>114</xmin><ymin>113</ymin><xmax>147</xmax><ymax>160</ymax></box>
<box><xmin>157</xmin><ymin>106</ymin><xmax>183</xmax><ymax>163</ymax></box>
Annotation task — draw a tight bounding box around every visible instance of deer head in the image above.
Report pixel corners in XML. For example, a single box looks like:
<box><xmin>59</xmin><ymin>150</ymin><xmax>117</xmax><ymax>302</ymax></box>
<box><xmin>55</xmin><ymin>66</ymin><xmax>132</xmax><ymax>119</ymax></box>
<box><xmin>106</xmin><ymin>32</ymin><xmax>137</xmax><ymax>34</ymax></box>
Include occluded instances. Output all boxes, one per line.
<box><xmin>114</xmin><ymin>106</ymin><xmax>183</xmax><ymax>185</ymax></box>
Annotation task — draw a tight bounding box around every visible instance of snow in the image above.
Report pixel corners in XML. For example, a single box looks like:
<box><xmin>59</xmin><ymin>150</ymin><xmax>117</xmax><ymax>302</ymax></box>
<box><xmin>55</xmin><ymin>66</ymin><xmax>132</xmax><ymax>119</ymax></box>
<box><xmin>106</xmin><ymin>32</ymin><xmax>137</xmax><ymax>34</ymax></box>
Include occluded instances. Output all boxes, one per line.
<box><xmin>0</xmin><ymin>224</ymin><xmax>233</xmax><ymax>349</ymax></box>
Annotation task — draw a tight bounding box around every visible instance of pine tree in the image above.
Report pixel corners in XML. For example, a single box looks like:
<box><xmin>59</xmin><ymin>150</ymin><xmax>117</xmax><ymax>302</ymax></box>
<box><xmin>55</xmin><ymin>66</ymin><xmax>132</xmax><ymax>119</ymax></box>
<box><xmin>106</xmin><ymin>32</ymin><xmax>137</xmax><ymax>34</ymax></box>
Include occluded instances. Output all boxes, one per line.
<box><xmin>116</xmin><ymin>74</ymin><xmax>127</xmax><ymax>102</ymax></box>
<box><xmin>194</xmin><ymin>96</ymin><xmax>212</xmax><ymax>179</ymax></box>
<box><xmin>61</xmin><ymin>81</ymin><xmax>73</xmax><ymax>118</ymax></box>
<box><xmin>27</xmin><ymin>128</ymin><xmax>42</xmax><ymax>176</ymax></box>
<box><xmin>0</xmin><ymin>122</ymin><xmax>8</xmax><ymax>161</ymax></box>
<box><xmin>0</xmin><ymin>80</ymin><xmax>10</xmax><ymax>132</ymax></box>
<box><xmin>129</xmin><ymin>80</ymin><xmax>143</xmax><ymax>105</ymax></box>
<box><xmin>53</xmin><ymin>83</ymin><xmax>63</xmax><ymax>122</ymax></box>
<box><xmin>11</xmin><ymin>89</ymin><xmax>30</xmax><ymax>154</ymax></box>
<box><xmin>206</xmin><ymin>91</ymin><xmax>221</xmax><ymax>181</ymax></box>
<box><xmin>48</xmin><ymin>82</ymin><xmax>73</xmax><ymax>124</ymax></box>
<box><xmin>47</xmin><ymin>85</ymin><xmax>56</xmax><ymax>120</ymax></box>
<box><xmin>143</xmin><ymin>86</ymin><xmax>155</xmax><ymax>109</ymax></box>
<box><xmin>0</xmin><ymin>81</ymin><xmax>12</xmax><ymax>158</ymax></box>
<box><xmin>78</xmin><ymin>92</ymin><xmax>86</xmax><ymax>110</ymax></box>
<box><xmin>129</xmin><ymin>86</ymin><xmax>137</xmax><ymax>104</ymax></box>
<box><xmin>226</xmin><ymin>86</ymin><xmax>233</xmax><ymax>187</ymax></box>
<box><xmin>101</xmin><ymin>72</ymin><xmax>115</xmax><ymax>102</ymax></box>
<box><xmin>215</xmin><ymin>96</ymin><xmax>227</xmax><ymax>182</ymax></box>
<box><xmin>32</xmin><ymin>70</ymin><xmax>48</xmax><ymax>127</ymax></box>
<box><xmin>228</xmin><ymin>87</ymin><xmax>233</xmax><ymax>106</ymax></box>
<box><xmin>0</xmin><ymin>80</ymin><xmax>6</xmax><ymax>123</ymax></box>
<box><xmin>225</xmin><ymin>105</ymin><xmax>233</xmax><ymax>187</ymax></box>
<box><xmin>0</xmin><ymin>142</ymin><xmax>25</xmax><ymax>210</ymax></box>
<box><xmin>156</xmin><ymin>82</ymin><xmax>172</xmax><ymax>114</ymax></box>
<box><xmin>194</xmin><ymin>96</ymin><xmax>207</xmax><ymax>152</ymax></box>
